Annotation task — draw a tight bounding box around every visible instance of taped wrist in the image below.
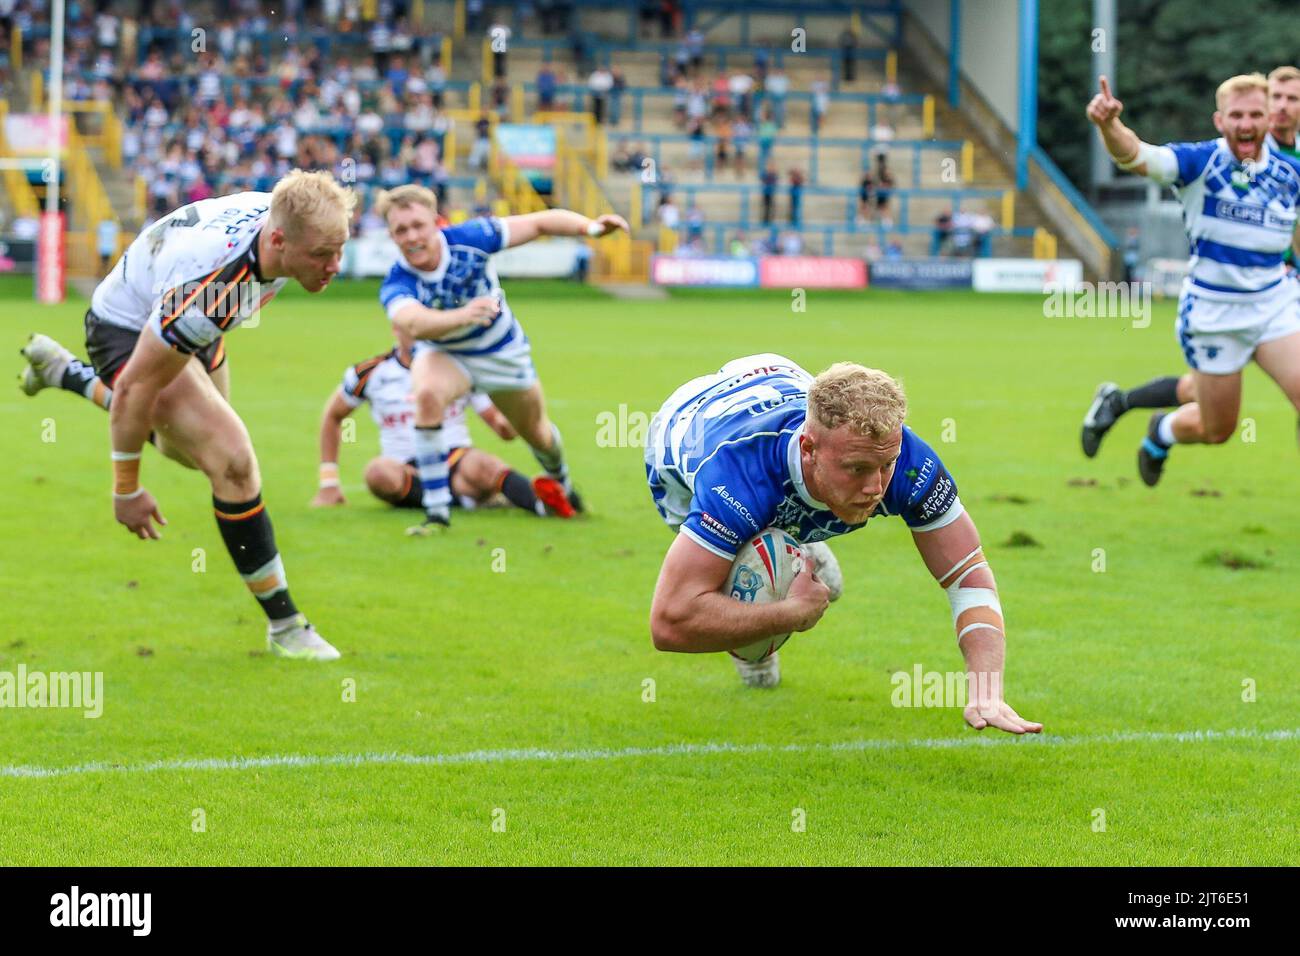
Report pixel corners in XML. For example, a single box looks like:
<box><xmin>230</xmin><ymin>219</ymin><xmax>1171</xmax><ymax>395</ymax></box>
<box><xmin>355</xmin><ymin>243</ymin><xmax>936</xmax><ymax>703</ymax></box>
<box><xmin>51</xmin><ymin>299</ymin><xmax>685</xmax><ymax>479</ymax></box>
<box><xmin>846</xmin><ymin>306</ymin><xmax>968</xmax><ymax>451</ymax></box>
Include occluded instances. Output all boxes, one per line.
<box><xmin>112</xmin><ymin>450</ymin><xmax>141</xmax><ymax>495</ymax></box>
<box><xmin>940</xmin><ymin>547</ymin><xmax>1004</xmax><ymax>642</ymax></box>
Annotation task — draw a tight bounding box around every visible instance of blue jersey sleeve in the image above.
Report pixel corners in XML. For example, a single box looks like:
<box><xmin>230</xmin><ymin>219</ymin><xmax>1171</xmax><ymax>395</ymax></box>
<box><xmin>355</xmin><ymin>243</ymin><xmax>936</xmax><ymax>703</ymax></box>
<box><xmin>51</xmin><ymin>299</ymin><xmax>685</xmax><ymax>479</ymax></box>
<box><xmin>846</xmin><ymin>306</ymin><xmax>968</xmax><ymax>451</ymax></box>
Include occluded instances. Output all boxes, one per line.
<box><xmin>379</xmin><ymin>263</ymin><xmax>421</xmax><ymax>319</ymax></box>
<box><xmin>1164</xmin><ymin>140</ymin><xmax>1218</xmax><ymax>187</ymax></box>
<box><xmin>881</xmin><ymin>426</ymin><xmax>962</xmax><ymax>529</ymax></box>
<box><xmin>680</xmin><ymin>449</ymin><xmax>780</xmax><ymax>559</ymax></box>
<box><xmin>441</xmin><ymin>216</ymin><xmax>508</xmax><ymax>254</ymax></box>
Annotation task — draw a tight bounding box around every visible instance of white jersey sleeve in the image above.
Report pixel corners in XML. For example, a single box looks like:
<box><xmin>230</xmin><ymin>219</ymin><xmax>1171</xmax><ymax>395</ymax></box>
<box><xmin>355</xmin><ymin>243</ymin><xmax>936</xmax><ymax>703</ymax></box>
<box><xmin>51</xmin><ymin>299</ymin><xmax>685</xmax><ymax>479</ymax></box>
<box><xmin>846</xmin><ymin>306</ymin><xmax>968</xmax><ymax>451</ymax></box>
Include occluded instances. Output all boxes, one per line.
<box><xmin>90</xmin><ymin>193</ymin><xmax>287</xmax><ymax>353</ymax></box>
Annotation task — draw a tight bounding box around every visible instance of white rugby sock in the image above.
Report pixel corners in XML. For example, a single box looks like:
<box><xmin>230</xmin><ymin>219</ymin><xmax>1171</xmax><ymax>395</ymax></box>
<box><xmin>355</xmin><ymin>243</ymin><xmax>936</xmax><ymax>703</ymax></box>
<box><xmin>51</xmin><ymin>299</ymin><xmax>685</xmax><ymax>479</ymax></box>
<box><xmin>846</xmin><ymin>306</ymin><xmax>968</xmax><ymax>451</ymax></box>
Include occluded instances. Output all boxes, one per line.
<box><xmin>530</xmin><ymin>423</ymin><xmax>571</xmax><ymax>492</ymax></box>
<box><xmin>414</xmin><ymin>425</ymin><xmax>451</xmax><ymax>518</ymax></box>
<box><xmin>1157</xmin><ymin>413</ymin><xmax>1178</xmax><ymax>447</ymax></box>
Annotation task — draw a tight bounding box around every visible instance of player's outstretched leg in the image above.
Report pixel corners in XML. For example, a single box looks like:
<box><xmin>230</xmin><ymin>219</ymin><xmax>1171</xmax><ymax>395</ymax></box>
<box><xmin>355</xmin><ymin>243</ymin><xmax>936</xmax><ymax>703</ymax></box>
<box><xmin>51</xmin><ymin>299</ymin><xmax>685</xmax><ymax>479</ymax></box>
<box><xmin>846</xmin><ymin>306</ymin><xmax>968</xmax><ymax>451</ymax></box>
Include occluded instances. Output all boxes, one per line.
<box><xmin>732</xmin><ymin>651</ymin><xmax>781</xmax><ymax>688</ymax></box>
<box><xmin>1081</xmin><ymin>375</ymin><xmax>1186</xmax><ymax>457</ymax></box>
<box><xmin>1137</xmin><ymin>411</ymin><xmax>1174</xmax><ymax>486</ymax></box>
<box><xmin>407</xmin><ymin>350</ymin><xmax>470</xmax><ymax>536</ymax></box>
<box><xmin>490</xmin><ymin>383</ymin><xmax>584</xmax><ymax>513</ymax></box>
<box><xmin>20</xmin><ymin>334</ymin><xmax>112</xmax><ymax>408</ymax></box>
<box><xmin>154</xmin><ymin>364</ymin><xmax>340</xmax><ymax>659</ymax></box>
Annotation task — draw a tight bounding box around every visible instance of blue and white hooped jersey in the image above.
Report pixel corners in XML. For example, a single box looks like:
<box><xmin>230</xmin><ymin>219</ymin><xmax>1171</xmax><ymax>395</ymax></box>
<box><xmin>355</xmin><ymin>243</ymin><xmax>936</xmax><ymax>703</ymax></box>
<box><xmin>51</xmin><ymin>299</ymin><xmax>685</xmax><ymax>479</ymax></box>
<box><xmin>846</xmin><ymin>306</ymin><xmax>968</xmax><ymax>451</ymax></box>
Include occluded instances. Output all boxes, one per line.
<box><xmin>647</xmin><ymin>354</ymin><xmax>964</xmax><ymax>559</ymax></box>
<box><xmin>378</xmin><ymin>216</ymin><xmax>525</xmax><ymax>355</ymax></box>
<box><xmin>1153</xmin><ymin>138</ymin><xmax>1300</xmax><ymax>300</ymax></box>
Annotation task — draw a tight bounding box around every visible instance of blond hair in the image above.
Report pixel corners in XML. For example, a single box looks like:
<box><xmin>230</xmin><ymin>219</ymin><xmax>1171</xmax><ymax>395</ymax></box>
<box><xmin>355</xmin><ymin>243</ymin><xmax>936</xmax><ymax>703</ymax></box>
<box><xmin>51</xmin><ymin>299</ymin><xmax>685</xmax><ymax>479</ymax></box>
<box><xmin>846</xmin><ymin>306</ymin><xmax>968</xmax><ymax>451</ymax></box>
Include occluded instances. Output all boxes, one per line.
<box><xmin>1215</xmin><ymin>73</ymin><xmax>1267</xmax><ymax>109</ymax></box>
<box><xmin>1268</xmin><ymin>65</ymin><xmax>1300</xmax><ymax>87</ymax></box>
<box><xmin>807</xmin><ymin>363</ymin><xmax>907</xmax><ymax>438</ymax></box>
<box><xmin>374</xmin><ymin>184</ymin><xmax>438</xmax><ymax>221</ymax></box>
<box><xmin>269</xmin><ymin>169</ymin><xmax>356</xmax><ymax>242</ymax></box>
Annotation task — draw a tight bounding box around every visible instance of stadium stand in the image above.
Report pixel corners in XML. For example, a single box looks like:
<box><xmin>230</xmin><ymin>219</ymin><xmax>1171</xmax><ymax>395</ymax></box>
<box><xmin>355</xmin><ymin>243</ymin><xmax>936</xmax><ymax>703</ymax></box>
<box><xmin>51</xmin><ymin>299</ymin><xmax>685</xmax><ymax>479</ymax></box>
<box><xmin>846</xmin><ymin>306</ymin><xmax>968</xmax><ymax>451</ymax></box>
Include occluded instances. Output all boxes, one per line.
<box><xmin>1</xmin><ymin>0</ymin><xmax>1077</xmax><ymax>282</ymax></box>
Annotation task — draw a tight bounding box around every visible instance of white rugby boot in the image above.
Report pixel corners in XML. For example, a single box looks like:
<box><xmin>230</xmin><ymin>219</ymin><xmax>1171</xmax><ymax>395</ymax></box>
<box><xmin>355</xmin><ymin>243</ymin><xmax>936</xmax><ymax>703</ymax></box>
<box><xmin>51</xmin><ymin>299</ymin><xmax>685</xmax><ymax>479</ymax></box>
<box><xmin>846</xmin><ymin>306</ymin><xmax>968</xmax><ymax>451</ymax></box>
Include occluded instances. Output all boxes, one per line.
<box><xmin>732</xmin><ymin>651</ymin><xmax>781</xmax><ymax>688</ymax></box>
<box><xmin>268</xmin><ymin>614</ymin><xmax>341</xmax><ymax>661</ymax></box>
<box><xmin>801</xmin><ymin>541</ymin><xmax>843</xmax><ymax>601</ymax></box>
<box><xmin>19</xmin><ymin>333</ymin><xmax>75</xmax><ymax>395</ymax></box>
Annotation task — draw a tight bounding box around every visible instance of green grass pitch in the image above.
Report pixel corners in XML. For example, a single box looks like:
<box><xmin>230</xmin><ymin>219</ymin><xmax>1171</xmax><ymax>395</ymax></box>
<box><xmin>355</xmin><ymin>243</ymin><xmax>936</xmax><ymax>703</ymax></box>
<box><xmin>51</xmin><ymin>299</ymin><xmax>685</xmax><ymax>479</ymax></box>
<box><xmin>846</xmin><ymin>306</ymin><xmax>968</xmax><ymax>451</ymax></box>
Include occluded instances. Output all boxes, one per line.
<box><xmin>0</xmin><ymin>275</ymin><xmax>1295</xmax><ymax>865</ymax></box>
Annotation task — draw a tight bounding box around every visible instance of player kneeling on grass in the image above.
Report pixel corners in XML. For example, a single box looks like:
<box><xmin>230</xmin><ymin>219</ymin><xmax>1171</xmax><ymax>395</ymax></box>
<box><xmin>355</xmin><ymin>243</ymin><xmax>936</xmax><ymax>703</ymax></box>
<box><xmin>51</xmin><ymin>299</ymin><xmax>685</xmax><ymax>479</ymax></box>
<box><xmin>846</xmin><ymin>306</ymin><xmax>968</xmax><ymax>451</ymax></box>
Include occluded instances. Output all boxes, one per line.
<box><xmin>24</xmin><ymin>170</ymin><xmax>355</xmax><ymax>660</ymax></box>
<box><xmin>644</xmin><ymin>355</ymin><xmax>1041</xmax><ymax>734</ymax></box>
<box><xmin>374</xmin><ymin>184</ymin><xmax>628</xmax><ymax>536</ymax></box>
<box><xmin>311</xmin><ymin>330</ymin><xmax>575</xmax><ymax>516</ymax></box>
<box><xmin>1085</xmin><ymin>73</ymin><xmax>1300</xmax><ymax>486</ymax></box>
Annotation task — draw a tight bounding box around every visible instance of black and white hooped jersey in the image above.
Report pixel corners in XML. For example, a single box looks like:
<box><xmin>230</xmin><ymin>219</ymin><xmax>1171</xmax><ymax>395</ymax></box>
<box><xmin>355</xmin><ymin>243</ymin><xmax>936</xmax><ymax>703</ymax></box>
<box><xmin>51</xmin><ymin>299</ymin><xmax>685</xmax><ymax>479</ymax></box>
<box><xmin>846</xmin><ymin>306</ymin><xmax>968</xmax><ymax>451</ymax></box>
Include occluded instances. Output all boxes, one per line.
<box><xmin>378</xmin><ymin>217</ymin><xmax>526</xmax><ymax>356</ymax></box>
<box><xmin>339</xmin><ymin>349</ymin><xmax>491</xmax><ymax>461</ymax></box>
<box><xmin>90</xmin><ymin>192</ymin><xmax>288</xmax><ymax>353</ymax></box>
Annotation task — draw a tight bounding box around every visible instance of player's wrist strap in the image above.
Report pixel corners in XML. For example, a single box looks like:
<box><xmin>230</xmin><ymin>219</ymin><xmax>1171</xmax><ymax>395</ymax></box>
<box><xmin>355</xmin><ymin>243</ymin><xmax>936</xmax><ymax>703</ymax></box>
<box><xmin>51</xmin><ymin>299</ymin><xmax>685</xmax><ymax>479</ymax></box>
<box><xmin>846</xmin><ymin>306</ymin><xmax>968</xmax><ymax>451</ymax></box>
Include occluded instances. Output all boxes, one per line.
<box><xmin>112</xmin><ymin>450</ymin><xmax>142</xmax><ymax>496</ymax></box>
<box><xmin>319</xmin><ymin>462</ymin><xmax>340</xmax><ymax>489</ymax></box>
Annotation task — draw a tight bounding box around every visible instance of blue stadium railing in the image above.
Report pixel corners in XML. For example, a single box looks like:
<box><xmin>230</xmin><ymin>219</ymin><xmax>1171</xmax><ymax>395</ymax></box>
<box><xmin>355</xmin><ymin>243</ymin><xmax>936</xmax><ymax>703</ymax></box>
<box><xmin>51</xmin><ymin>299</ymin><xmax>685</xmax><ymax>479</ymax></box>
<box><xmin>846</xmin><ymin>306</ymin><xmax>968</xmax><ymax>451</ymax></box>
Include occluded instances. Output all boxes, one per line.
<box><xmin>640</xmin><ymin>180</ymin><xmax>1006</xmax><ymax>232</ymax></box>
<box><xmin>608</xmin><ymin>131</ymin><xmax>960</xmax><ymax>187</ymax></box>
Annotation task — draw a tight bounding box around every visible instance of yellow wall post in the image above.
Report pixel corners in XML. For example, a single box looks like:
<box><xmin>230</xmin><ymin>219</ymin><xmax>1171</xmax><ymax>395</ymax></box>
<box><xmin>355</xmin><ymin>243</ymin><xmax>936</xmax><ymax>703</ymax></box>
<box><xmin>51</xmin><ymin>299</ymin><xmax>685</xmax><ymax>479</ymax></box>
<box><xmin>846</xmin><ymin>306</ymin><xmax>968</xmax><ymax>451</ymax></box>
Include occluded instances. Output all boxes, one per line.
<box><xmin>444</xmin><ymin>127</ymin><xmax>457</xmax><ymax>172</ymax></box>
<box><xmin>922</xmin><ymin>94</ymin><xmax>934</xmax><ymax>138</ymax></box>
<box><xmin>11</xmin><ymin>25</ymin><xmax>20</xmax><ymax>72</ymax></box>
<box><xmin>454</xmin><ymin>0</ymin><xmax>466</xmax><ymax>40</ymax></box>
<box><xmin>481</xmin><ymin>36</ymin><xmax>492</xmax><ymax>87</ymax></box>
<box><xmin>960</xmin><ymin>140</ymin><xmax>973</xmax><ymax>183</ymax></box>
<box><xmin>885</xmin><ymin>50</ymin><xmax>897</xmax><ymax>86</ymax></box>
<box><xmin>441</xmin><ymin>35</ymin><xmax>452</xmax><ymax>71</ymax></box>
<box><xmin>1001</xmin><ymin>190</ymin><xmax>1015</xmax><ymax>230</ymax></box>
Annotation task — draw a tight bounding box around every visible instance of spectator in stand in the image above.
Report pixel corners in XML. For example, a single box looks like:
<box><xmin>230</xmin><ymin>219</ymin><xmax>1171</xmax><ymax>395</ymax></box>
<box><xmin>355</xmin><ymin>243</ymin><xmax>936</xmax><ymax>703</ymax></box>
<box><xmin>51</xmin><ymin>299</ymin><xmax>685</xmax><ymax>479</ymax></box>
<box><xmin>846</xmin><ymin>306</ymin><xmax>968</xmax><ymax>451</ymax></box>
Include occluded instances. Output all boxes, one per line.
<box><xmin>864</xmin><ymin>236</ymin><xmax>883</xmax><ymax>262</ymax></box>
<box><xmin>686</xmin><ymin>28</ymin><xmax>704</xmax><ymax>76</ymax></box>
<box><xmin>811</xmin><ymin>78</ymin><xmax>830</xmax><ymax>137</ymax></box>
<box><xmin>710</xmin><ymin>72</ymin><xmax>731</xmax><ymax>115</ymax></box>
<box><xmin>874</xmin><ymin>154</ymin><xmax>895</xmax><ymax>227</ymax></box>
<box><xmin>885</xmin><ymin>236</ymin><xmax>904</xmax><ymax>259</ymax></box>
<box><xmin>779</xmin><ymin>230</ymin><xmax>803</xmax><ymax>256</ymax></box>
<box><xmin>757</xmin><ymin>109</ymin><xmax>777</xmax><ymax>170</ymax></box>
<box><xmin>469</xmin><ymin>114</ymin><xmax>492</xmax><ymax>170</ymax></box>
<box><xmin>657</xmin><ymin>196</ymin><xmax>680</xmax><ymax>229</ymax></box>
<box><xmin>729</xmin><ymin>233</ymin><xmax>749</xmax><ymax>257</ymax></box>
<box><xmin>839</xmin><ymin>27</ymin><xmax>858</xmax><ymax>83</ymax></box>
<box><xmin>753</xmin><ymin>49</ymin><xmax>769</xmax><ymax>85</ymax></box>
<box><xmin>588</xmin><ymin>66</ymin><xmax>613</xmax><ymax>124</ymax></box>
<box><xmin>672</xmin><ymin>77</ymin><xmax>689</xmax><ymax>128</ymax></box>
<box><xmin>870</xmin><ymin>117</ymin><xmax>895</xmax><ymax>162</ymax></box>
<box><xmin>673</xmin><ymin>43</ymin><xmax>690</xmax><ymax>82</ymax></box>
<box><xmin>686</xmin><ymin>79</ymin><xmax>708</xmax><ymax>126</ymax></box>
<box><xmin>728</xmin><ymin>70</ymin><xmax>753</xmax><ymax>119</ymax></box>
<box><xmin>570</xmin><ymin>28</ymin><xmax>590</xmax><ymax>75</ymax></box>
<box><xmin>659</xmin><ymin>52</ymin><xmax>676</xmax><ymax>88</ymax></box>
<box><xmin>687</xmin><ymin>117</ymin><xmax>706</xmax><ymax>170</ymax></box>
<box><xmin>713</xmin><ymin>113</ymin><xmax>732</xmax><ymax>175</ymax></box>
<box><xmin>732</xmin><ymin>116</ymin><xmax>751</xmax><ymax>178</ymax></box>
<box><xmin>489</xmin><ymin>19</ymin><xmax>511</xmax><ymax>79</ymax></box>
<box><xmin>660</xmin><ymin>0</ymin><xmax>678</xmax><ymax>39</ymax></box>
<box><xmin>639</xmin><ymin>1</ymin><xmax>658</xmax><ymax>40</ymax></box>
<box><xmin>932</xmin><ymin>209</ymin><xmax>953</xmax><ymax>256</ymax></box>
<box><xmin>857</xmin><ymin>169</ymin><xmax>875</xmax><ymax>224</ymax></box>
<box><xmin>467</xmin><ymin>0</ymin><xmax>486</xmax><ymax>33</ymax></box>
<box><xmin>491</xmin><ymin>78</ymin><xmax>510</xmax><ymax>117</ymax></box>
<box><xmin>537</xmin><ymin>60</ymin><xmax>558</xmax><ymax>111</ymax></box>
<box><xmin>427</xmin><ymin>57</ymin><xmax>448</xmax><ymax>109</ymax></box>
<box><xmin>610</xmin><ymin>68</ymin><xmax>627</xmax><ymax>126</ymax></box>
<box><xmin>760</xmin><ymin>160</ymin><xmax>779</xmax><ymax>225</ymax></box>
<box><xmin>96</xmin><ymin>217</ymin><xmax>120</xmax><ymax>277</ymax></box>
<box><xmin>764</xmin><ymin>68</ymin><xmax>789</xmax><ymax>128</ymax></box>
<box><xmin>685</xmin><ymin>203</ymin><xmax>705</xmax><ymax>244</ymax></box>
<box><xmin>788</xmin><ymin>167</ymin><xmax>804</xmax><ymax>228</ymax></box>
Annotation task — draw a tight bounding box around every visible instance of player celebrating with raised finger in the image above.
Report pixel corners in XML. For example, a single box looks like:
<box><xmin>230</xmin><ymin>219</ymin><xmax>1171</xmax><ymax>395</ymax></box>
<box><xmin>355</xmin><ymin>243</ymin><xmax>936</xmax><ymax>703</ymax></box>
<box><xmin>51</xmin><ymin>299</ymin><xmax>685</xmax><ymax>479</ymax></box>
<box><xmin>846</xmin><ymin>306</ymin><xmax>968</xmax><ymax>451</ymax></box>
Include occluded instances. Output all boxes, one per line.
<box><xmin>375</xmin><ymin>185</ymin><xmax>628</xmax><ymax>535</ymax></box>
<box><xmin>1086</xmin><ymin>73</ymin><xmax>1300</xmax><ymax>486</ymax></box>
<box><xmin>643</xmin><ymin>353</ymin><xmax>1042</xmax><ymax>736</ymax></box>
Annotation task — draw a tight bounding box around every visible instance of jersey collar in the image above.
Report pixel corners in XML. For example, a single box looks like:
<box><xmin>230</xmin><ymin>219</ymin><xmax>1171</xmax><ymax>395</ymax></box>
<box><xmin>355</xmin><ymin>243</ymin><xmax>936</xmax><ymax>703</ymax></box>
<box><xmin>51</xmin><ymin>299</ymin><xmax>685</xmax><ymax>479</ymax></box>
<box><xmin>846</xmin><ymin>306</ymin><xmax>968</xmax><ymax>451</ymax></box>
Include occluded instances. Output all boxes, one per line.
<box><xmin>247</xmin><ymin>229</ymin><xmax>266</xmax><ymax>281</ymax></box>
<box><xmin>397</xmin><ymin>230</ymin><xmax>450</xmax><ymax>283</ymax></box>
<box><xmin>786</xmin><ymin>420</ymin><xmax>826</xmax><ymax>508</ymax></box>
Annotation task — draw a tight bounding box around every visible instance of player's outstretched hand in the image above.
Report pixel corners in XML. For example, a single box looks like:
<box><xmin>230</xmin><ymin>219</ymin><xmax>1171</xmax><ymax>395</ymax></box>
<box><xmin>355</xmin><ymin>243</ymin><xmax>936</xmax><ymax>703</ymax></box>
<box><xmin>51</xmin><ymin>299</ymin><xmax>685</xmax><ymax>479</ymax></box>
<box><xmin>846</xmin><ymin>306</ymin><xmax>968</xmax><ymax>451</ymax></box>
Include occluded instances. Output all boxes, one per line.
<box><xmin>464</xmin><ymin>295</ymin><xmax>501</xmax><ymax>326</ymax></box>
<box><xmin>786</xmin><ymin>563</ymin><xmax>831</xmax><ymax>633</ymax></box>
<box><xmin>590</xmin><ymin>214</ymin><xmax>629</xmax><ymax>237</ymax></box>
<box><xmin>963</xmin><ymin>698</ymin><xmax>1043</xmax><ymax>735</ymax></box>
<box><xmin>115</xmin><ymin>488</ymin><xmax>167</xmax><ymax>540</ymax></box>
<box><xmin>311</xmin><ymin>486</ymin><xmax>346</xmax><ymax>507</ymax></box>
<box><xmin>1085</xmin><ymin>75</ymin><xmax>1123</xmax><ymax>127</ymax></box>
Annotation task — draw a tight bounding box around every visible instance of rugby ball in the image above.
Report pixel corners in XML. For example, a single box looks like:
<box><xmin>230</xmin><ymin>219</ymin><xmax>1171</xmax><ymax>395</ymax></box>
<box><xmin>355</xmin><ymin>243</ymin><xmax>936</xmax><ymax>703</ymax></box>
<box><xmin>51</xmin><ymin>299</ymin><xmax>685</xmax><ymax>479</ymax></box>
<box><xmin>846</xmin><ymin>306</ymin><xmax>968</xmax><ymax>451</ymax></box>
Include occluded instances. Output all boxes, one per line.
<box><xmin>726</xmin><ymin>527</ymin><xmax>805</xmax><ymax>662</ymax></box>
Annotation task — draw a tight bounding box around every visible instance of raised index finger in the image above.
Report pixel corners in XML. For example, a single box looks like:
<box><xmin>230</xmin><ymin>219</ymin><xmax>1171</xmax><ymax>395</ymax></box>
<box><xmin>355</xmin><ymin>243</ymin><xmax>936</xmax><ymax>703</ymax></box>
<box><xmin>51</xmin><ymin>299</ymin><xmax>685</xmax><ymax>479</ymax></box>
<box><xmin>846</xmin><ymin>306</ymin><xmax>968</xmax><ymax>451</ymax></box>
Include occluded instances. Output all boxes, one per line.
<box><xmin>1099</xmin><ymin>75</ymin><xmax>1112</xmax><ymax>100</ymax></box>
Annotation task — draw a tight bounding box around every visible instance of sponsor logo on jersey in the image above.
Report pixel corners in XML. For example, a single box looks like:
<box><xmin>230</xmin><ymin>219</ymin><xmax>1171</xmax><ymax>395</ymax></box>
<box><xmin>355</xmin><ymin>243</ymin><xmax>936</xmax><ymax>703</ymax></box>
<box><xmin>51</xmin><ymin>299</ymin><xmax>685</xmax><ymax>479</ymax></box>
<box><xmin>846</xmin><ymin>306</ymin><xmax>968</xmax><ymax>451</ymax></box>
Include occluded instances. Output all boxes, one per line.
<box><xmin>910</xmin><ymin>457</ymin><xmax>935</xmax><ymax>496</ymax></box>
<box><xmin>917</xmin><ymin>473</ymin><xmax>956</xmax><ymax>522</ymax></box>
<box><xmin>711</xmin><ymin>484</ymin><xmax>759</xmax><ymax>530</ymax></box>
<box><xmin>700</xmin><ymin>511</ymin><xmax>740</xmax><ymax>546</ymax></box>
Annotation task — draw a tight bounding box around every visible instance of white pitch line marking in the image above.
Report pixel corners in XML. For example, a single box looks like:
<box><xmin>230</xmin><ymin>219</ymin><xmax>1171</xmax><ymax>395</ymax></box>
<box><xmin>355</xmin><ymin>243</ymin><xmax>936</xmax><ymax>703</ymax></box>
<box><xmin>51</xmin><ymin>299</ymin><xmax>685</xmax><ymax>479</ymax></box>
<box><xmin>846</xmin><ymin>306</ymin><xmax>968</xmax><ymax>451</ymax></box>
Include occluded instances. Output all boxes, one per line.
<box><xmin>1</xmin><ymin>727</ymin><xmax>1295</xmax><ymax>780</ymax></box>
